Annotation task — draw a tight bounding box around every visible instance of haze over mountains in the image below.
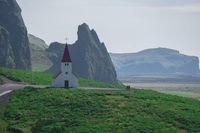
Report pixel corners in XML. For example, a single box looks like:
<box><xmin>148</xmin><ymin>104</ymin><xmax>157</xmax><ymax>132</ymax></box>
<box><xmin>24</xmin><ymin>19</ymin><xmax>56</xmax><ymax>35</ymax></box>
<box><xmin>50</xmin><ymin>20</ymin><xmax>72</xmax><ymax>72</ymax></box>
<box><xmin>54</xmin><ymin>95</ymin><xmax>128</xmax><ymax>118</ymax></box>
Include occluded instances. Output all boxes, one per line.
<box><xmin>0</xmin><ymin>0</ymin><xmax>199</xmax><ymax>86</ymax></box>
<box><xmin>110</xmin><ymin>48</ymin><xmax>200</xmax><ymax>75</ymax></box>
<box><xmin>0</xmin><ymin>0</ymin><xmax>121</xmax><ymax>85</ymax></box>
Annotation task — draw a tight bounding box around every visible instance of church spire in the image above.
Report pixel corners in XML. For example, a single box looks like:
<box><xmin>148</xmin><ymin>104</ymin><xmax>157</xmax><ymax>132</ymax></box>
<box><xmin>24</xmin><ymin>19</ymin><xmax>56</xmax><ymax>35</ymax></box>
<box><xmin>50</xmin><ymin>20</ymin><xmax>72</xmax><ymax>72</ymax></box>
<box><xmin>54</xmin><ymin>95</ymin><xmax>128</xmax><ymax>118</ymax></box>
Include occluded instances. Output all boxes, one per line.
<box><xmin>61</xmin><ymin>43</ymin><xmax>72</xmax><ymax>62</ymax></box>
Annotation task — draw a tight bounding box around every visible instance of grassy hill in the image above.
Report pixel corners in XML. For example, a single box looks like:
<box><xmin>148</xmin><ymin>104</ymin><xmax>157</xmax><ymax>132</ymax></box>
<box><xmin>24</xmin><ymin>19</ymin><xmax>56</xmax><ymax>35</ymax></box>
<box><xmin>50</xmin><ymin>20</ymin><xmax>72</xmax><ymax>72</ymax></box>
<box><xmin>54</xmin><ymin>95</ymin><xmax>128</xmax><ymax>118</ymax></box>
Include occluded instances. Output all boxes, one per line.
<box><xmin>0</xmin><ymin>66</ymin><xmax>125</xmax><ymax>89</ymax></box>
<box><xmin>28</xmin><ymin>34</ymin><xmax>48</xmax><ymax>49</ymax></box>
<box><xmin>30</xmin><ymin>46</ymin><xmax>55</xmax><ymax>72</ymax></box>
<box><xmin>28</xmin><ymin>34</ymin><xmax>55</xmax><ymax>72</ymax></box>
<box><xmin>0</xmin><ymin>67</ymin><xmax>200</xmax><ymax>132</ymax></box>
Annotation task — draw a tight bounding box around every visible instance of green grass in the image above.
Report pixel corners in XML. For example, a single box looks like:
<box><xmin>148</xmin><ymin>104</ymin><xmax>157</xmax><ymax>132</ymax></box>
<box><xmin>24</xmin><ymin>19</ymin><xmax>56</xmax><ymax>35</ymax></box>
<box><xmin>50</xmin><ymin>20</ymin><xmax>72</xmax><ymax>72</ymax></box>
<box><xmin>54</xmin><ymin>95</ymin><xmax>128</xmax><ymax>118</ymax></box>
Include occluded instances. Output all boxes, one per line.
<box><xmin>0</xmin><ymin>66</ymin><xmax>126</xmax><ymax>89</ymax></box>
<box><xmin>0</xmin><ymin>77</ymin><xmax>3</xmax><ymax>84</ymax></box>
<box><xmin>79</xmin><ymin>78</ymin><xmax>126</xmax><ymax>89</ymax></box>
<box><xmin>32</xmin><ymin>64</ymin><xmax>52</xmax><ymax>72</ymax></box>
<box><xmin>1</xmin><ymin>87</ymin><xmax>200</xmax><ymax>132</ymax></box>
<box><xmin>0</xmin><ymin>66</ymin><xmax>54</xmax><ymax>85</ymax></box>
<box><xmin>0</xmin><ymin>67</ymin><xmax>200</xmax><ymax>132</ymax></box>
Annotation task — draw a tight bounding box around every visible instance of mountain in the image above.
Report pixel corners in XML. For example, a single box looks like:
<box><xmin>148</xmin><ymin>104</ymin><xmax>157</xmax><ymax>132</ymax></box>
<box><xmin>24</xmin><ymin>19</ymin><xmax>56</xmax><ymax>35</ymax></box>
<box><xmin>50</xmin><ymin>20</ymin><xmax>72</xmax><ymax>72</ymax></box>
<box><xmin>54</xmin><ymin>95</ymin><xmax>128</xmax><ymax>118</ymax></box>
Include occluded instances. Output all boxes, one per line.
<box><xmin>110</xmin><ymin>48</ymin><xmax>200</xmax><ymax>75</ymax></box>
<box><xmin>28</xmin><ymin>34</ymin><xmax>53</xmax><ymax>72</ymax></box>
<box><xmin>30</xmin><ymin>23</ymin><xmax>121</xmax><ymax>85</ymax></box>
<box><xmin>0</xmin><ymin>0</ymin><xmax>31</xmax><ymax>70</ymax></box>
<box><xmin>28</xmin><ymin>34</ymin><xmax>48</xmax><ymax>49</ymax></box>
<box><xmin>29</xmin><ymin>46</ymin><xmax>54</xmax><ymax>72</ymax></box>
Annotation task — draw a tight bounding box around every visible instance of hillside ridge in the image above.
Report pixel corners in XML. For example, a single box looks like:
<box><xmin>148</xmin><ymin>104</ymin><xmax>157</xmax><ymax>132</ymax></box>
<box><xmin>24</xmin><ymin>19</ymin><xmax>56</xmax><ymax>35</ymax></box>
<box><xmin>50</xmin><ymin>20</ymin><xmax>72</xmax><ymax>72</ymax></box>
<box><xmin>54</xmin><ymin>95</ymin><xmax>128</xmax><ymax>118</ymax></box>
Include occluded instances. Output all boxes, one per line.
<box><xmin>110</xmin><ymin>47</ymin><xmax>200</xmax><ymax>75</ymax></box>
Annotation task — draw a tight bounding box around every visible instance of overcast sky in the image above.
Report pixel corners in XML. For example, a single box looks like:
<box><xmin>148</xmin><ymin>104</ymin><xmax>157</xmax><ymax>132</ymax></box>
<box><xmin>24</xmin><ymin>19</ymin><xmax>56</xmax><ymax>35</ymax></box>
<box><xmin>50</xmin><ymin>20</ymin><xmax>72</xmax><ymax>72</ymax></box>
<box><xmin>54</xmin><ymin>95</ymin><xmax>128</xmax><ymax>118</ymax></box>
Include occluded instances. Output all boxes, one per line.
<box><xmin>16</xmin><ymin>0</ymin><xmax>200</xmax><ymax>60</ymax></box>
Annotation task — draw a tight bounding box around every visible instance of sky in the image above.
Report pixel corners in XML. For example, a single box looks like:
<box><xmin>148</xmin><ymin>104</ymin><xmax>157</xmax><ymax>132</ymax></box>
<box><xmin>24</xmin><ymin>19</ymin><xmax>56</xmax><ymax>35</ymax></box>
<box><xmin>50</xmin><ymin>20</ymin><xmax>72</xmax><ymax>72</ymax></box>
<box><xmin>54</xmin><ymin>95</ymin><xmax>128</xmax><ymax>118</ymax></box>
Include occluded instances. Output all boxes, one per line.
<box><xmin>16</xmin><ymin>0</ymin><xmax>200</xmax><ymax>61</ymax></box>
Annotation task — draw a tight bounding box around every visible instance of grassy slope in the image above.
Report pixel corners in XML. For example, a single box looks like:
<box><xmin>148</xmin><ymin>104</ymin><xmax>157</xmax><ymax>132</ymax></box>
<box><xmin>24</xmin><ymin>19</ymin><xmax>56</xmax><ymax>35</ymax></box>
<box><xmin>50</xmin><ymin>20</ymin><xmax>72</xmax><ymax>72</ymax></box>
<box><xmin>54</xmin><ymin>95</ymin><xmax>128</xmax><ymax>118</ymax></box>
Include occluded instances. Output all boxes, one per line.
<box><xmin>0</xmin><ymin>67</ymin><xmax>200</xmax><ymax>132</ymax></box>
<box><xmin>0</xmin><ymin>66</ymin><xmax>126</xmax><ymax>89</ymax></box>
<box><xmin>28</xmin><ymin>34</ymin><xmax>48</xmax><ymax>49</ymax></box>
<box><xmin>0</xmin><ymin>77</ymin><xmax>2</xmax><ymax>84</ymax></box>
<box><xmin>0</xmin><ymin>66</ymin><xmax>53</xmax><ymax>85</ymax></box>
<box><xmin>2</xmin><ymin>87</ymin><xmax>200</xmax><ymax>132</ymax></box>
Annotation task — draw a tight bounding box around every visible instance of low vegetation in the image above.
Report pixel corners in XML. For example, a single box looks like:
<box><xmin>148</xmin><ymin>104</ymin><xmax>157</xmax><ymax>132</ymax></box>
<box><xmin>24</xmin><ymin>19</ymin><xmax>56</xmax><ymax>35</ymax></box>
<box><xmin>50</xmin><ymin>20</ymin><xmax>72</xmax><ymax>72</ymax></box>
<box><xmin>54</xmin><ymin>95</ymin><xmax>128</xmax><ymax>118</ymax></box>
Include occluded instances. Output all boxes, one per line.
<box><xmin>28</xmin><ymin>34</ymin><xmax>48</xmax><ymax>49</ymax></box>
<box><xmin>79</xmin><ymin>78</ymin><xmax>126</xmax><ymax>89</ymax></box>
<box><xmin>0</xmin><ymin>66</ymin><xmax>126</xmax><ymax>89</ymax></box>
<box><xmin>0</xmin><ymin>87</ymin><xmax>199</xmax><ymax>132</ymax></box>
<box><xmin>123</xmin><ymin>76</ymin><xmax>200</xmax><ymax>100</ymax></box>
<box><xmin>0</xmin><ymin>66</ymin><xmax>53</xmax><ymax>85</ymax></box>
<box><xmin>0</xmin><ymin>66</ymin><xmax>200</xmax><ymax>132</ymax></box>
<box><xmin>0</xmin><ymin>77</ymin><xmax>3</xmax><ymax>84</ymax></box>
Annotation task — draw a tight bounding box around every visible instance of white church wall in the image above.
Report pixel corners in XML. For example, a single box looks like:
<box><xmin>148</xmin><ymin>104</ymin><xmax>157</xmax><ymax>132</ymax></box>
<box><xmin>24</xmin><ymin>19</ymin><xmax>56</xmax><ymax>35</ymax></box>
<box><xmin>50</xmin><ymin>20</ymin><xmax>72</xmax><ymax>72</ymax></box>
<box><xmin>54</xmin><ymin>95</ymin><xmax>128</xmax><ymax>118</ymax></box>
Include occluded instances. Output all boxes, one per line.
<box><xmin>71</xmin><ymin>74</ymin><xmax>78</xmax><ymax>88</ymax></box>
<box><xmin>53</xmin><ymin>71</ymin><xmax>78</xmax><ymax>88</ymax></box>
<box><xmin>61</xmin><ymin>62</ymin><xmax>72</xmax><ymax>74</ymax></box>
<box><xmin>54</xmin><ymin>74</ymin><xmax>64</xmax><ymax>87</ymax></box>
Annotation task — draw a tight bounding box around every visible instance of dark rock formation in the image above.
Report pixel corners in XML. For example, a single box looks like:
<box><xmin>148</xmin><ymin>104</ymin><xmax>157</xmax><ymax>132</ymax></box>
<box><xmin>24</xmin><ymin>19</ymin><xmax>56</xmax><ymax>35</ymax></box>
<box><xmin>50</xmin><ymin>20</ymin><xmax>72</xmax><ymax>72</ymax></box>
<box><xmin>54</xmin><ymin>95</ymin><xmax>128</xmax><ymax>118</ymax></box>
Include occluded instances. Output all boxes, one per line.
<box><xmin>110</xmin><ymin>48</ymin><xmax>200</xmax><ymax>75</ymax></box>
<box><xmin>0</xmin><ymin>0</ymin><xmax>31</xmax><ymax>70</ymax></box>
<box><xmin>45</xmin><ymin>23</ymin><xmax>121</xmax><ymax>85</ymax></box>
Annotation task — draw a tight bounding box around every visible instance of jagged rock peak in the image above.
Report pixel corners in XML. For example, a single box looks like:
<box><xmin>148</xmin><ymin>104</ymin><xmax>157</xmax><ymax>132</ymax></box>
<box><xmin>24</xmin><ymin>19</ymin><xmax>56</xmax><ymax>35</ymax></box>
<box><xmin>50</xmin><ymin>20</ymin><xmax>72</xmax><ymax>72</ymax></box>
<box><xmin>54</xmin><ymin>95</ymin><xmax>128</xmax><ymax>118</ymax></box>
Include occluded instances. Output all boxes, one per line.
<box><xmin>77</xmin><ymin>23</ymin><xmax>91</xmax><ymax>42</ymax></box>
<box><xmin>90</xmin><ymin>29</ymin><xmax>101</xmax><ymax>45</ymax></box>
<box><xmin>77</xmin><ymin>23</ymin><xmax>103</xmax><ymax>48</ymax></box>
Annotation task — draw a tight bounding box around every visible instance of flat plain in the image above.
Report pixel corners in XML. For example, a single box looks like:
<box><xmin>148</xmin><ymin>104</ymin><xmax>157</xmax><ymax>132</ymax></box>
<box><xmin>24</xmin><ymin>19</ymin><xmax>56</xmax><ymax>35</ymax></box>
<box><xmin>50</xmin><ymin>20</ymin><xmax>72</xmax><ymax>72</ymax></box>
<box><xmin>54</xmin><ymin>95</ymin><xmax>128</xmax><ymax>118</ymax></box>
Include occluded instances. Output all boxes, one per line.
<box><xmin>118</xmin><ymin>75</ymin><xmax>200</xmax><ymax>100</ymax></box>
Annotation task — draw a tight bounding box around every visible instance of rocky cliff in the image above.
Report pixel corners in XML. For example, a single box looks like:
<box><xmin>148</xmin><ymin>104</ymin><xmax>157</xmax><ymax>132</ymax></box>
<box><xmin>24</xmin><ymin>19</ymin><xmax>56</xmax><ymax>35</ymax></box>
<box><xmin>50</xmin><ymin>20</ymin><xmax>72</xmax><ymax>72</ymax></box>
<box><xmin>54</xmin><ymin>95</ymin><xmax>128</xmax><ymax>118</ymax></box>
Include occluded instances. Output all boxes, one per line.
<box><xmin>110</xmin><ymin>48</ymin><xmax>200</xmax><ymax>75</ymax></box>
<box><xmin>0</xmin><ymin>0</ymin><xmax>31</xmax><ymax>70</ymax></box>
<box><xmin>44</xmin><ymin>23</ymin><xmax>121</xmax><ymax>85</ymax></box>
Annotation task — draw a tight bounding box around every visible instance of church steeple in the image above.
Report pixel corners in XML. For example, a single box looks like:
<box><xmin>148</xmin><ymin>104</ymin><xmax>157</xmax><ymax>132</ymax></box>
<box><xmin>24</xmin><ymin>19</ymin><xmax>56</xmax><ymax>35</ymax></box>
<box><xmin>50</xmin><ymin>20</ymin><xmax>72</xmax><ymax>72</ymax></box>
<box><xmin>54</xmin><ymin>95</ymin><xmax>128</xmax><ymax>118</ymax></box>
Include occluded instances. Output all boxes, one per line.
<box><xmin>61</xmin><ymin>43</ymin><xmax>72</xmax><ymax>62</ymax></box>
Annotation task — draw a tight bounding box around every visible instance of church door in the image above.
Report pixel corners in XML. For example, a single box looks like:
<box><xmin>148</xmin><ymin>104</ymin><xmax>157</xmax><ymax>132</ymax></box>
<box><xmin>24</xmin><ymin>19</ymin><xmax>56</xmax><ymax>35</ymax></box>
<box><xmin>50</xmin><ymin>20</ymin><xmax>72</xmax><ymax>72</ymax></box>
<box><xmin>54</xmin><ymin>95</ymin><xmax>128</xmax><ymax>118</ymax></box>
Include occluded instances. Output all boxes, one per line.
<box><xmin>65</xmin><ymin>80</ymin><xmax>69</xmax><ymax>88</ymax></box>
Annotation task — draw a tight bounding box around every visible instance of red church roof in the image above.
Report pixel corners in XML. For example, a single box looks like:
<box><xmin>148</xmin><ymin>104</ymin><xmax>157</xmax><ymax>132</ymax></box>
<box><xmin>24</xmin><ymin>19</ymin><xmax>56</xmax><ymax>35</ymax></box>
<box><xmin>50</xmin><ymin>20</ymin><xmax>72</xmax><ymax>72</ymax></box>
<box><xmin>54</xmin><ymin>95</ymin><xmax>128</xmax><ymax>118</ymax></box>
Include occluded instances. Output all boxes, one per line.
<box><xmin>61</xmin><ymin>43</ymin><xmax>72</xmax><ymax>62</ymax></box>
<box><xmin>52</xmin><ymin>70</ymin><xmax>62</xmax><ymax>79</ymax></box>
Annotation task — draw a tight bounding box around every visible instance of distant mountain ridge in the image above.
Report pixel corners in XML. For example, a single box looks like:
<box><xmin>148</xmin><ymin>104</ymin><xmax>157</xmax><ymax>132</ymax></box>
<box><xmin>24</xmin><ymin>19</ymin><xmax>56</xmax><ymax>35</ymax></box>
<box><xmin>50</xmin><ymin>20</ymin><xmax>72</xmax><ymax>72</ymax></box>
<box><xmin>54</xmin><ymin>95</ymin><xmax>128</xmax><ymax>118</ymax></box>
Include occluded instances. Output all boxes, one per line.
<box><xmin>110</xmin><ymin>48</ymin><xmax>200</xmax><ymax>75</ymax></box>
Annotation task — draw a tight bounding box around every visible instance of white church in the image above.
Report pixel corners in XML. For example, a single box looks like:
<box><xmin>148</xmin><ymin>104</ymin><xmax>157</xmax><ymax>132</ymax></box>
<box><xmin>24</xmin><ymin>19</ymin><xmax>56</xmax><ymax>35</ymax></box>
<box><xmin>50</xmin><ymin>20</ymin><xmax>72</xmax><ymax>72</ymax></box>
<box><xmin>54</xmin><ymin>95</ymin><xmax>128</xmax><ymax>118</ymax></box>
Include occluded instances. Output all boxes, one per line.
<box><xmin>52</xmin><ymin>43</ymin><xmax>78</xmax><ymax>88</ymax></box>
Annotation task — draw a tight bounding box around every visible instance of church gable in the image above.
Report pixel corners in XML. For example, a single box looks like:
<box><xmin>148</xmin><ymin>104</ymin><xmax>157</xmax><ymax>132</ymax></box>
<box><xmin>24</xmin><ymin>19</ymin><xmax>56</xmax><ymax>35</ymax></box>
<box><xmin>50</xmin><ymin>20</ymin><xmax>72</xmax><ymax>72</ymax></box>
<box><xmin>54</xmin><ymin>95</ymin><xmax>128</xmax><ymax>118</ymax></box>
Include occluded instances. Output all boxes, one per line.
<box><xmin>52</xmin><ymin>70</ymin><xmax>62</xmax><ymax>79</ymax></box>
<box><xmin>52</xmin><ymin>43</ymin><xmax>78</xmax><ymax>88</ymax></box>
